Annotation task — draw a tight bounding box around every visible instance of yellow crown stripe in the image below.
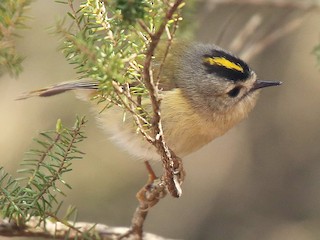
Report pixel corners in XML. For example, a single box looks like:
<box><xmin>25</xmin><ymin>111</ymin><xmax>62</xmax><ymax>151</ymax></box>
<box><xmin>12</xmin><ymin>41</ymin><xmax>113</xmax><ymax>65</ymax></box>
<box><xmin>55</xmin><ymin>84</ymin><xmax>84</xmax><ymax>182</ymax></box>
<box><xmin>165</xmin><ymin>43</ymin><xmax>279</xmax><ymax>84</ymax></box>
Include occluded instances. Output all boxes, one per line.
<box><xmin>203</xmin><ymin>57</ymin><xmax>244</xmax><ymax>73</ymax></box>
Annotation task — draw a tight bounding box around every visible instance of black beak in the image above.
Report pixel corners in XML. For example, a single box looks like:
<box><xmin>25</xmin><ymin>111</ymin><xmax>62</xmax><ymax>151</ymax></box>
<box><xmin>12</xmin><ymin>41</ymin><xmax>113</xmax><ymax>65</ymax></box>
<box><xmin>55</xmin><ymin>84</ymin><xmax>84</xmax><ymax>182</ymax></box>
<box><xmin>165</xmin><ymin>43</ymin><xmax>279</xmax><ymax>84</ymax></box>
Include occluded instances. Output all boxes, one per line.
<box><xmin>252</xmin><ymin>80</ymin><xmax>282</xmax><ymax>91</ymax></box>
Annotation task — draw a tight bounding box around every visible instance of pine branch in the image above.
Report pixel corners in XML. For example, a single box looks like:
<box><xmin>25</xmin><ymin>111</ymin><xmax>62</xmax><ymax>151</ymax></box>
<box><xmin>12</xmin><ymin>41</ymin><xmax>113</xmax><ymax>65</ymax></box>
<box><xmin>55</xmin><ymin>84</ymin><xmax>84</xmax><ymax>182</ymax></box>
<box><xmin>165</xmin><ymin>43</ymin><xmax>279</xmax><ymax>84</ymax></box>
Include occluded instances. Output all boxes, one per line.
<box><xmin>1</xmin><ymin>0</ymin><xmax>315</xmax><ymax>239</ymax></box>
<box><xmin>0</xmin><ymin>117</ymin><xmax>86</xmax><ymax>226</ymax></box>
<box><xmin>0</xmin><ymin>216</ymin><xmax>178</xmax><ymax>240</ymax></box>
<box><xmin>2</xmin><ymin>1</ymin><xmax>187</xmax><ymax>239</ymax></box>
<box><xmin>0</xmin><ymin>0</ymin><xmax>33</xmax><ymax>77</ymax></box>
<box><xmin>56</xmin><ymin>0</ymin><xmax>186</xmax><ymax>196</ymax></box>
<box><xmin>140</xmin><ymin>0</ymin><xmax>185</xmax><ymax>199</ymax></box>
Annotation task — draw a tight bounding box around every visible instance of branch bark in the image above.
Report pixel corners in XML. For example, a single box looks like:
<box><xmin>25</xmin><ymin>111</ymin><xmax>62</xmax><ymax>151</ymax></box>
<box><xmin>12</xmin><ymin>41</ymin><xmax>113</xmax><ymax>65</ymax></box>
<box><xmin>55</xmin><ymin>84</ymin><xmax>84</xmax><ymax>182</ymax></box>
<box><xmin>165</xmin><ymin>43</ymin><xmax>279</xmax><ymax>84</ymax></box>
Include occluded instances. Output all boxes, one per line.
<box><xmin>141</xmin><ymin>0</ymin><xmax>185</xmax><ymax>199</ymax></box>
<box><xmin>0</xmin><ymin>217</ymin><xmax>177</xmax><ymax>240</ymax></box>
<box><xmin>119</xmin><ymin>2</ymin><xmax>185</xmax><ymax>239</ymax></box>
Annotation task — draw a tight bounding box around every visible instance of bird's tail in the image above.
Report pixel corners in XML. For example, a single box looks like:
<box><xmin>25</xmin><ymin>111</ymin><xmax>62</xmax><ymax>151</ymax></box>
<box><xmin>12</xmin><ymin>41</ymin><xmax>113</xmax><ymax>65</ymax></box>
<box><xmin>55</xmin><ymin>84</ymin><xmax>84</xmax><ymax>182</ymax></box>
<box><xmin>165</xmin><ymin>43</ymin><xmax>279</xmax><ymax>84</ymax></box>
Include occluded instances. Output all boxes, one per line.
<box><xmin>17</xmin><ymin>80</ymin><xmax>99</xmax><ymax>100</ymax></box>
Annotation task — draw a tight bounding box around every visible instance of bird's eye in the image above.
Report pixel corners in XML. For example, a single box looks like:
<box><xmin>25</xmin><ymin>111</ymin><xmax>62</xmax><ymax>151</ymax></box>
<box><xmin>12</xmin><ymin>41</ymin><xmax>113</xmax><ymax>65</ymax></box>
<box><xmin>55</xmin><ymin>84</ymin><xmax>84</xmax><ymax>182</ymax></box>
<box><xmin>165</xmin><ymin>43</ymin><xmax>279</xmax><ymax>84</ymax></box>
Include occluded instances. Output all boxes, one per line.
<box><xmin>227</xmin><ymin>86</ymin><xmax>241</xmax><ymax>98</ymax></box>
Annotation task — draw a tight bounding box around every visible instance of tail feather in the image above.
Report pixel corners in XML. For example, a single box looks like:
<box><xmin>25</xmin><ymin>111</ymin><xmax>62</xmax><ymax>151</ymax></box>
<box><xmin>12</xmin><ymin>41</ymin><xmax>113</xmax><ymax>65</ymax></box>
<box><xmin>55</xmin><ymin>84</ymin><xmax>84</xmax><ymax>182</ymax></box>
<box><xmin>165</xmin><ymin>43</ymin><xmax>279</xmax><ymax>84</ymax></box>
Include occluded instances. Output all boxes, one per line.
<box><xmin>17</xmin><ymin>80</ymin><xmax>99</xmax><ymax>100</ymax></box>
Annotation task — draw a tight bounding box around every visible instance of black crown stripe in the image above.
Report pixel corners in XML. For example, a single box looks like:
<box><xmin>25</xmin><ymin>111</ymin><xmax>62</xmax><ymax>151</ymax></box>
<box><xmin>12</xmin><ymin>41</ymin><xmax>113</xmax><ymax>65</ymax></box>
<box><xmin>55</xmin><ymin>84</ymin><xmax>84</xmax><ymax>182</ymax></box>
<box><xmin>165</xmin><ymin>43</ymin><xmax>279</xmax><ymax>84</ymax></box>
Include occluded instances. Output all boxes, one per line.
<box><xmin>203</xmin><ymin>50</ymin><xmax>250</xmax><ymax>81</ymax></box>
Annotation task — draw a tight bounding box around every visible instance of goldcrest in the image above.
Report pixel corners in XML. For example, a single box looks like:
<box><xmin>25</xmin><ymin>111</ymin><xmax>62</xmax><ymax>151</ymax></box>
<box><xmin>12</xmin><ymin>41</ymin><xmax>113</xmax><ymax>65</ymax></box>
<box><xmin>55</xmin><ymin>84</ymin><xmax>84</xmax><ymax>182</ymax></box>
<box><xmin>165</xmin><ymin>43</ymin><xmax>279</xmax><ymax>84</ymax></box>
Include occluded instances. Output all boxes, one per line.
<box><xmin>20</xmin><ymin>43</ymin><xmax>281</xmax><ymax>161</ymax></box>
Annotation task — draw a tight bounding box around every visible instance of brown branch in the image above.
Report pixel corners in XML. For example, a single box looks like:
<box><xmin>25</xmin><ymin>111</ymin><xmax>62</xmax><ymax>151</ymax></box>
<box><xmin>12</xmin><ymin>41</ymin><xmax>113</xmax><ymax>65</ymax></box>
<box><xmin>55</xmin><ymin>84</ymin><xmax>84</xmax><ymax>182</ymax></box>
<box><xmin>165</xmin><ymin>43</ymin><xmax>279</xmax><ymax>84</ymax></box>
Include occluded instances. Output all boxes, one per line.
<box><xmin>142</xmin><ymin>0</ymin><xmax>185</xmax><ymax>199</ymax></box>
<box><xmin>114</xmin><ymin>1</ymin><xmax>185</xmax><ymax>239</ymax></box>
<box><xmin>138</xmin><ymin>20</ymin><xmax>154</xmax><ymax>38</ymax></box>
<box><xmin>155</xmin><ymin>22</ymin><xmax>179</xmax><ymax>85</ymax></box>
<box><xmin>106</xmin><ymin>2</ymin><xmax>185</xmax><ymax>234</ymax></box>
<box><xmin>119</xmin><ymin>162</ymin><xmax>167</xmax><ymax>240</ymax></box>
<box><xmin>112</xmin><ymin>81</ymin><xmax>154</xmax><ymax>143</ymax></box>
<box><xmin>0</xmin><ymin>217</ymin><xmax>176</xmax><ymax>240</ymax></box>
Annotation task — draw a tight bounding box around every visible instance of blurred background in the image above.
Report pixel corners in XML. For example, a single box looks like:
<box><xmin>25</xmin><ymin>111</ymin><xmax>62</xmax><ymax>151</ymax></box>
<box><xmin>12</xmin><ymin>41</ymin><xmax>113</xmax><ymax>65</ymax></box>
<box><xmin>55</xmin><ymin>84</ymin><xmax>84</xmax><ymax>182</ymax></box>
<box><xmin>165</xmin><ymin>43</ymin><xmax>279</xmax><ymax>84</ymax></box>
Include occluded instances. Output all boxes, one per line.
<box><xmin>1</xmin><ymin>0</ymin><xmax>320</xmax><ymax>239</ymax></box>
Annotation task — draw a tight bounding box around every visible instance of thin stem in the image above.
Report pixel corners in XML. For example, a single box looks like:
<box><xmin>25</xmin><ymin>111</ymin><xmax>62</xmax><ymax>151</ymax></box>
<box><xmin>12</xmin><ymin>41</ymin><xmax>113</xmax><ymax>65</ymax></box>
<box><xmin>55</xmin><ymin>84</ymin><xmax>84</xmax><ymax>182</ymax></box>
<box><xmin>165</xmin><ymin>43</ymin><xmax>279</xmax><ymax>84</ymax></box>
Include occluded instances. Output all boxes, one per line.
<box><xmin>142</xmin><ymin>0</ymin><xmax>184</xmax><ymax>198</ymax></box>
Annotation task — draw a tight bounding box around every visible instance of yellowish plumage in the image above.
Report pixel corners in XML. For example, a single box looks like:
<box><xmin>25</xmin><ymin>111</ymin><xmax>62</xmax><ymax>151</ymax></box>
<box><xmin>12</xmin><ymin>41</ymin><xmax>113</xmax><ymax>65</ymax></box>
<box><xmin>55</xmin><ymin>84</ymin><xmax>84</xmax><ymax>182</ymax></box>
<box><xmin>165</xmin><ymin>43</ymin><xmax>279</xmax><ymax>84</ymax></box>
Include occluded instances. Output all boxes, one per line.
<box><xmin>77</xmin><ymin>86</ymin><xmax>258</xmax><ymax>161</ymax></box>
<box><xmin>19</xmin><ymin>43</ymin><xmax>280</xmax><ymax>161</ymax></box>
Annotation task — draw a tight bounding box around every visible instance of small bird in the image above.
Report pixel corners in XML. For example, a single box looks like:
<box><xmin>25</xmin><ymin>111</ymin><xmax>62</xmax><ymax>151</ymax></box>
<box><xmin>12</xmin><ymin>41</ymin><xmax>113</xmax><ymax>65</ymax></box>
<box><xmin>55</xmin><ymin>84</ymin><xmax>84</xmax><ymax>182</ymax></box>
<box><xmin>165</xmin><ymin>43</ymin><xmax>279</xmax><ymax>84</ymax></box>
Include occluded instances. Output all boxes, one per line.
<box><xmin>19</xmin><ymin>43</ymin><xmax>281</xmax><ymax>161</ymax></box>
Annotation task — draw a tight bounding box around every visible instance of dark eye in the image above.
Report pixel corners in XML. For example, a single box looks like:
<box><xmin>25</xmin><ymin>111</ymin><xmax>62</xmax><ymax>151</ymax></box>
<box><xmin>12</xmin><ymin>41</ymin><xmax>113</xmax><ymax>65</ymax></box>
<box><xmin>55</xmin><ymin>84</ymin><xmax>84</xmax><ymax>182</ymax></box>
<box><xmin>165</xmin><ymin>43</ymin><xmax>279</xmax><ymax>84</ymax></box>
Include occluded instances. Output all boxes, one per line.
<box><xmin>227</xmin><ymin>86</ymin><xmax>241</xmax><ymax>98</ymax></box>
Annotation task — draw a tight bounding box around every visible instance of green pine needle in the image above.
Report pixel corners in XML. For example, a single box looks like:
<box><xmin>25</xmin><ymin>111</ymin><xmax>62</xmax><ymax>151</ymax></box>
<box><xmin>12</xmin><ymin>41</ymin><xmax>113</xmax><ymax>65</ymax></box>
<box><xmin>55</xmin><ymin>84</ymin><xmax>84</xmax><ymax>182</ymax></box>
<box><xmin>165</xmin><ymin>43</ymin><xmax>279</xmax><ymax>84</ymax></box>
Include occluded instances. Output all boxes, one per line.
<box><xmin>0</xmin><ymin>117</ymin><xmax>86</xmax><ymax>223</ymax></box>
